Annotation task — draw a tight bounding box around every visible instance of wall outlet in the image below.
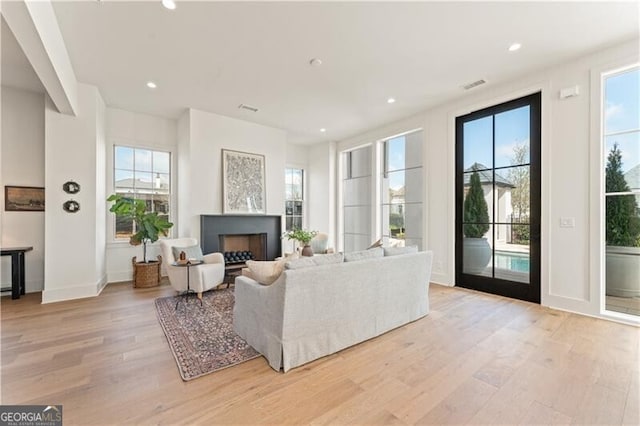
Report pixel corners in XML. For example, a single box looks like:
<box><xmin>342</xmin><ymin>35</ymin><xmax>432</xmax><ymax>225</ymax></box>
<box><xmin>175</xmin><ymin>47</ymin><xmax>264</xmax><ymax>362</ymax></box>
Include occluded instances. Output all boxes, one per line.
<box><xmin>560</xmin><ymin>217</ymin><xmax>575</xmax><ymax>228</ymax></box>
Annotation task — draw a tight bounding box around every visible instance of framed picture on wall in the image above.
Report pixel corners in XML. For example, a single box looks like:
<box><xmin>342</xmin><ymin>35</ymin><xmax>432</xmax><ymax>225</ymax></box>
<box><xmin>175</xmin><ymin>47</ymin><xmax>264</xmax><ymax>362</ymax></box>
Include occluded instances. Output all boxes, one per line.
<box><xmin>222</xmin><ymin>149</ymin><xmax>266</xmax><ymax>214</ymax></box>
<box><xmin>5</xmin><ymin>186</ymin><xmax>45</xmax><ymax>211</ymax></box>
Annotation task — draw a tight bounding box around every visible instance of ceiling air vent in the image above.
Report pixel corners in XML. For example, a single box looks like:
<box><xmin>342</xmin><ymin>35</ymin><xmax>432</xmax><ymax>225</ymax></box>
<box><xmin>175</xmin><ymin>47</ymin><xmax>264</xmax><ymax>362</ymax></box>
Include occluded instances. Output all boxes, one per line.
<box><xmin>462</xmin><ymin>79</ymin><xmax>487</xmax><ymax>90</ymax></box>
<box><xmin>238</xmin><ymin>104</ymin><xmax>259</xmax><ymax>113</ymax></box>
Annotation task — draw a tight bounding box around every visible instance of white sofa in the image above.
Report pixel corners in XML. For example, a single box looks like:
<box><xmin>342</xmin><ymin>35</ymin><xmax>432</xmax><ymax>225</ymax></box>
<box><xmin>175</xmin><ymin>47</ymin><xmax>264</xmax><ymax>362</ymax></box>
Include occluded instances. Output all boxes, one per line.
<box><xmin>233</xmin><ymin>249</ymin><xmax>433</xmax><ymax>372</ymax></box>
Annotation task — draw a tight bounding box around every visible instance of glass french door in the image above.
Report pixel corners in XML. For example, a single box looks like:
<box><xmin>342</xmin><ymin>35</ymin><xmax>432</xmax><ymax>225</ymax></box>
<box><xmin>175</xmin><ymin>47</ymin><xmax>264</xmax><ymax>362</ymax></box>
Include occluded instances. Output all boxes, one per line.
<box><xmin>455</xmin><ymin>93</ymin><xmax>541</xmax><ymax>303</ymax></box>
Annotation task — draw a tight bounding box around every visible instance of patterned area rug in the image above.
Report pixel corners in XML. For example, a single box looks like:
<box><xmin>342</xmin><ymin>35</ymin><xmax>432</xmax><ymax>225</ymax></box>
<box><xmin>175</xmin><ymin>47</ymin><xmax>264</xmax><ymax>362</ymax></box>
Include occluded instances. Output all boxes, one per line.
<box><xmin>155</xmin><ymin>288</ymin><xmax>260</xmax><ymax>381</ymax></box>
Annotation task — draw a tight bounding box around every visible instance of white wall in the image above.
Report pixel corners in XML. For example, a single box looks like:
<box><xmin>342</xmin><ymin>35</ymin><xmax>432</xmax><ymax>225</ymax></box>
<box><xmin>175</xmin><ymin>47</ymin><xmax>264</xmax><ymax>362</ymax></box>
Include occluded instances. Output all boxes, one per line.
<box><xmin>181</xmin><ymin>108</ymin><xmax>287</xmax><ymax>242</ymax></box>
<box><xmin>105</xmin><ymin>107</ymin><xmax>178</xmax><ymax>282</ymax></box>
<box><xmin>43</xmin><ymin>83</ymin><xmax>106</xmax><ymax>303</ymax></box>
<box><xmin>285</xmin><ymin>142</ymin><xmax>309</xmax><ymax>167</ymax></box>
<box><xmin>307</xmin><ymin>141</ymin><xmax>337</xmax><ymax>250</ymax></box>
<box><xmin>0</xmin><ymin>86</ymin><xmax>45</xmax><ymax>294</ymax></box>
<box><xmin>333</xmin><ymin>39</ymin><xmax>639</xmax><ymax>324</ymax></box>
<box><xmin>95</xmin><ymin>93</ymin><xmax>106</xmax><ymax>285</ymax></box>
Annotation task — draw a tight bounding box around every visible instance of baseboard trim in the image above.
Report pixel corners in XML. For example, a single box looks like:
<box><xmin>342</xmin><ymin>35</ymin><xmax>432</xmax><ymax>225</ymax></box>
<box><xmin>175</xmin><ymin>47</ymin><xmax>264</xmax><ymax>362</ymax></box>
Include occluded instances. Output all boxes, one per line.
<box><xmin>107</xmin><ymin>271</ymin><xmax>133</xmax><ymax>283</ymax></box>
<box><xmin>42</xmin><ymin>276</ymin><xmax>107</xmax><ymax>304</ymax></box>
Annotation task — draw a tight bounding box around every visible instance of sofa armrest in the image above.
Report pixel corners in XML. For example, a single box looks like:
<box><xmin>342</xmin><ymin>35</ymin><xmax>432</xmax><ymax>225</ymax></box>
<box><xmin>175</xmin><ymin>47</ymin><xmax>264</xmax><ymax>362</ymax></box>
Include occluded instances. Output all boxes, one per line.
<box><xmin>203</xmin><ymin>252</ymin><xmax>224</xmax><ymax>265</ymax></box>
<box><xmin>233</xmin><ymin>275</ymin><xmax>286</xmax><ymax>371</ymax></box>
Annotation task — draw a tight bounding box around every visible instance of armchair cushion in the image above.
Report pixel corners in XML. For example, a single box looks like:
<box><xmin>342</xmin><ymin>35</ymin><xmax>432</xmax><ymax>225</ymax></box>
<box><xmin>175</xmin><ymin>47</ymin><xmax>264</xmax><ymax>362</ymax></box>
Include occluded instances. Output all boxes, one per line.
<box><xmin>171</xmin><ymin>244</ymin><xmax>204</xmax><ymax>262</ymax></box>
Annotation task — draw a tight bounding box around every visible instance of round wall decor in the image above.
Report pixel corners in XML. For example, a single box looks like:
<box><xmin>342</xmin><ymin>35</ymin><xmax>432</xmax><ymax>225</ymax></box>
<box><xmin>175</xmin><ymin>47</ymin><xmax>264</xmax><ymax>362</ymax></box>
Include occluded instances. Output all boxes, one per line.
<box><xmin>63</xmin><ymin>181</ymin><xmax>81</xmax><ymax>194</ymax></box>
<box><xmin>63</xmin><ymin>200</ymin><xmax>80</xmax><ymax>213</ymax></box>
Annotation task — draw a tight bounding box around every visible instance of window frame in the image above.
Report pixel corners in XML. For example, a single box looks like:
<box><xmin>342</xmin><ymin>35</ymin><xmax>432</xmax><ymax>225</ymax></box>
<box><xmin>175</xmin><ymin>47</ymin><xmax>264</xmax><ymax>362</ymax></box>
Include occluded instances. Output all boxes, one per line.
<box><xmin>599</xmin><ymin>63</ymin><xmax>640</xmax><ymax>319</ymax></box>
<box><xmin>380</xmin><ymin>130</ymin><xmax>424</xmax><ymax>249</ymax></box>
<box><xmin>107</xmin><ymin>142</ymin><xmax>176</xmax><ymax>244</ymax></box>
<box><xmin>284</xmin><ymin>166</ymin><xmax>305</xmax><ymax>232</ymax></box>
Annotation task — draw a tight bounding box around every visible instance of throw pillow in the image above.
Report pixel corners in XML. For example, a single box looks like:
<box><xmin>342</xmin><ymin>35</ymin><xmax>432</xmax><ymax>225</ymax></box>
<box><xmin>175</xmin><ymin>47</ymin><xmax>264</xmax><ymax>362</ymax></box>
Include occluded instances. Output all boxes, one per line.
<box><xmin>344</xmin><ymin>247</ymin><xmax>384</xmax><ymax>262</ymax></box>
<box><xmin>383</xmin><ymin>245</ymin><xmax>419</xmax><ymax>257</ymax></box>
<box><xmin>367</xmin><ymin>238</ymin><xmax>384</xmax><ymax>249</ymax></box>
<box><xmin>245</xmin><ymin>260</ymin><xmax>285</xmax><ymax>285</ymax></box>
<box><xmin>171</xmin><ymin>244</ymin><xmax>204</xmax><ymax>262</ymax></box>
<box><xmin>241</xmin><ymin>267</ymin><xmax>255</xmax><ymax>280</ymax></box>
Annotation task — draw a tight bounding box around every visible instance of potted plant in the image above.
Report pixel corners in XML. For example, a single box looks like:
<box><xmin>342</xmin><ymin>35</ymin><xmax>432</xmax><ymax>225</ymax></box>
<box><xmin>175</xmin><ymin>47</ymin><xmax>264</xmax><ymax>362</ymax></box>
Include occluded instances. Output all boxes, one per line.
<box><xmin>283</xmin><ymin>228</ymin><xmax>318</xmax><ymax>257</ymax></box>
<box><xmin>462</xmin><ymin>170</ymin><xmax>491</xmax><ymax>274</ymax></box>
<box><xmin>107</xmin><ymin>194</ymin><xmax>174</xmax><ymax>287</ymax></box>
<box><xmin>605</xmin><ymin>144</ymin><xmax>640</xmax><ymax>298</ymax></box>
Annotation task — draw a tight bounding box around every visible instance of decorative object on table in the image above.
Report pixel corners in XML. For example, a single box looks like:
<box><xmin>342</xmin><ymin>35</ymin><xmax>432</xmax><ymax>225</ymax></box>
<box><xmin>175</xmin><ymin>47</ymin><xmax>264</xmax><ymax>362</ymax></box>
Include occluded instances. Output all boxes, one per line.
<box><xmin>63</xmin><ymin>200</ymin><xmax>80</xmax><ymax>213</ymax></box>
<box><xmin>155</xmin><ymin>288</ymin><xmax>260</xmax><ymax>381</ymax></box>
<box><xmin>462</xmin><ymin>169</ymin><xmax>491</xmax><ymax>274</ymax></box>
<box><xmin>4</xmin><ymin>186</ymin><xmax>45</xmax><ymax>212</ymax></box>
<box><xmin>176</xmin><ymin>250</ymin><xmax>188</xmax><ymax>265</ymax></box>
<box><xmin>62</xmin><ymin>180</ymin><xmax>80</xmax><ymax>194</ymax></box>
<box><xmin>282</xmin><ymin>228</ymin><xmax>318</xmax><ymax>257</ymax></box>
<box><xmin>107</xmin><ymin>194</ymin><xmax>174</xmax><ymax>287</ymax></box>
<box><xmin>222</xmin><ymin>149</ymin><xmax>266</xmax><ymax>214</ymax></box>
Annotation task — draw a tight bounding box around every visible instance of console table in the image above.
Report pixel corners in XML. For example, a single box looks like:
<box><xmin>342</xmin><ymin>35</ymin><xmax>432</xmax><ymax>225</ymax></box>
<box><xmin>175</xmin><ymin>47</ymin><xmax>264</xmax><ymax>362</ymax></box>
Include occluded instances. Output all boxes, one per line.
<box><xmin>1</xmin><ymin>246</ymin><xmax>33</xmax><ymax>299</ymax></box>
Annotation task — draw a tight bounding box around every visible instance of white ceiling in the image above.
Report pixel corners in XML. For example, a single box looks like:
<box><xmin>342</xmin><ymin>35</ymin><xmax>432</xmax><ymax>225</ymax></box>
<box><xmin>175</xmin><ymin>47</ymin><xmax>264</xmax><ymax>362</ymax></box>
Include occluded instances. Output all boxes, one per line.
<box><xmin>3</xmin><ymin>2</ymin><xmax>639</xmax><ymax>145</ymax></box>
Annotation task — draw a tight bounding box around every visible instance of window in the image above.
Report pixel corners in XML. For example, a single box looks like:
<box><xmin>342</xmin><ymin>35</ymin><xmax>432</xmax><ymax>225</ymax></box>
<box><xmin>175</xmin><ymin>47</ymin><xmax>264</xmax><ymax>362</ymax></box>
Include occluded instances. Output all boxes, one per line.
<box><xmin>342</xmin><ymin>146</ymin><xmax>373</xmax><ymax>252</ymax></box>
<box><xmin>284</xmin><ymin>168</ymin><xmax>304</xmax><ymax>231</ymax></box>
<box><xmin>381</xmin><ymin>131</ymin><xmax>423</xmax><ymax>249</ymax></box>
<box><xmin>113</xmin><ymin>146</ymin><xmax>171</xmax><ymax>239</ymax></box>
<box><xmin>603</xmin><ymin>65</ymin><xmax>640</xmax><ymax>316</ymax></box>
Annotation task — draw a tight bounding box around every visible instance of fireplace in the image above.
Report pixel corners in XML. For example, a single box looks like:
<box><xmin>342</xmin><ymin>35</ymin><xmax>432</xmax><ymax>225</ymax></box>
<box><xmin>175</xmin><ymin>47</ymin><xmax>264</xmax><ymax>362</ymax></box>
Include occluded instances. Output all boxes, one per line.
<box><xmin>219</xmin><ymin>233</ymin><xmax>267</xmax><ymax>264</ymax></box>
<box><xmin>200</xmin><ymin>215</ymin><xmax>282</xmax><ymax>260</ymax></box>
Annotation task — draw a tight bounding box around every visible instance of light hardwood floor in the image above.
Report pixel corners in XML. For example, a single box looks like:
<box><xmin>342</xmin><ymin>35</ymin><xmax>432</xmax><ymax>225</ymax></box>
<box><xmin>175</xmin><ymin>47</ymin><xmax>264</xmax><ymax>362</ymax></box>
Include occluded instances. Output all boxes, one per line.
<box><xmin>1</xmin><ymin>281</ymin><xmax>639</xmax><ymax>425</ymax></box>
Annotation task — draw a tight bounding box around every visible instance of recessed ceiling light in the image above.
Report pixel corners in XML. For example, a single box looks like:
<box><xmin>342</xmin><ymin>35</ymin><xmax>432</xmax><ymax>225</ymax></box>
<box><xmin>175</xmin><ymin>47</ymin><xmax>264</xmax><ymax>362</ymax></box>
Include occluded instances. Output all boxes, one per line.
<box><xmin>146</xmin><ymin>81</ymin><xmax>157</xmax><ymax>89</ymax></box>
<box><xmin>387</xmin><ymin>97</ymin><xmax>396</xmax><ymax>104</ymax></box>
<box><xmin>508</xmin><ymin>43</ymin><xmax>522</xmax><ymax>52</ymax></box>
<box><xmin>309</xmin><ymin>58</ymin><xmax>323</xmax><ymax>67</ymax></box>
<box><xmin>162</xmin><ymin>0</ymin><xmax>176</xmax><ymax>10</ymax></box>
<box><xmin>320</xmin><ymin>128</ymin><xmax>326</xmax><ymax>133</ymax></box>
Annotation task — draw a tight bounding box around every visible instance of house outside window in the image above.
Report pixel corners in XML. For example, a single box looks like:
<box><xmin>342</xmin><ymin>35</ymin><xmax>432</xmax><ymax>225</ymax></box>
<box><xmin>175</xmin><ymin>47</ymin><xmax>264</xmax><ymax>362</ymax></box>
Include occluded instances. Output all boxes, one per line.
<box><xmin>381</xmin><ymin>130</ymin><xmax>424</xmax><ymax>249</ymax></box>
<box><xmin>285</xmin><ymin>168</ymin><xmax>304</xmax><ymax>231</ymax></box>
<box><xmin>113</xmin><ymin>146</ymin><xmax>171</xmax><ymax>239</ymax></box>
<box><xmin>602</xmin><ymin>65</ymin><xmax>640</xmax><ymax>316</ymax></box>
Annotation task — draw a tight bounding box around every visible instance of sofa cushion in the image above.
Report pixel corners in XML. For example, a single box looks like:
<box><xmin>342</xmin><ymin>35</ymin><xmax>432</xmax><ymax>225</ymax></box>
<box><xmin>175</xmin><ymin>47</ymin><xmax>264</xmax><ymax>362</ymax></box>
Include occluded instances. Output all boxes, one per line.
<box><xmin>312</xmin><ymin>252</ymin><xmax>344</xmax><ymax>265</ymax></box>
<box><xmin>384</xmin><ymin>245</ymin><xmax>419</xmax><ymax>257</ymax></box>
<box><xmin>245</xmin><ymin>260</ymin><xmax>285</xmax><ymax>285</ymax></box>
<box><xmin>285</xmin><ymin>257</ymin><xmax>316</xmax><ymax>270</ymax></box>
<box><xmin>344</xmin><ymin>247</ymin><xmax>384</xmax><ymax>262</ymax></box>
<box><xmin>171</xmin><ymin>244</ymin><xmax>204</xmax><ymax>262</ymax></box>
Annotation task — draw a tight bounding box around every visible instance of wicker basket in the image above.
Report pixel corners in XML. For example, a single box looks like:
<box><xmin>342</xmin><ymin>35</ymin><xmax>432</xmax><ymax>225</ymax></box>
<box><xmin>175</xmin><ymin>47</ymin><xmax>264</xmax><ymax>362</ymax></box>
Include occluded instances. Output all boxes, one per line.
<box><xmin>132</xmin><ymin>255</ymin><xmax>162</xmax><ymax>288</ymax></box>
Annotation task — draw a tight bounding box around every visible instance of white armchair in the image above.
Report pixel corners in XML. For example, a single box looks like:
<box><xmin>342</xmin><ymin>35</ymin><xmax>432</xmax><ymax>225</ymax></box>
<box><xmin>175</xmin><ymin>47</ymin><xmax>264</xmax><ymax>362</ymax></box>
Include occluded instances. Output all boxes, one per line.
<box><xmin>159</xmin><ymin>238</ymin><xmax>225</xmax><ymax>298</ymax></box>
<box><xmin>310</xmin><ymin>232</ymin><xmax>334</xmax><ymax>254</ymax></box>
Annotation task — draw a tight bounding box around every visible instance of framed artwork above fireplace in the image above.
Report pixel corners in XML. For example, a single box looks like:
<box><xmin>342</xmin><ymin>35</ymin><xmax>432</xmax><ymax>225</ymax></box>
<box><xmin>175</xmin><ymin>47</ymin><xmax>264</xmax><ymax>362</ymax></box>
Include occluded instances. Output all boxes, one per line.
<box><xmin>222</xmin><ymin>149</ymin><xmax>266</xmax><ymax>214</ymax></box>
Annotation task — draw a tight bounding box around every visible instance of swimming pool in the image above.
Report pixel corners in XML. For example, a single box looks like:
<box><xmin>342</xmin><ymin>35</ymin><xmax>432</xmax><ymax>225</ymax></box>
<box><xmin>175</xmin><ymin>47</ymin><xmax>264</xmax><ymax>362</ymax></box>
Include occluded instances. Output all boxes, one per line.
<box><xmin>494</xmin><ymin>251</ymin><xmax>530</xmax><ymax>273</ymax></box>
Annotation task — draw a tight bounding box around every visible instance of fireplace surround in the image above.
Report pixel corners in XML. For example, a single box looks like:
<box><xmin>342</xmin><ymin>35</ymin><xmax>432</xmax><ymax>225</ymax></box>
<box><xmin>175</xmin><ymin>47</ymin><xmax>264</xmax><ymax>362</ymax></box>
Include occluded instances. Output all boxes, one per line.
<box><xmin>200</xmin><ymin>215</ymin><xmax>282</xmax><ymax>261</ymax></box>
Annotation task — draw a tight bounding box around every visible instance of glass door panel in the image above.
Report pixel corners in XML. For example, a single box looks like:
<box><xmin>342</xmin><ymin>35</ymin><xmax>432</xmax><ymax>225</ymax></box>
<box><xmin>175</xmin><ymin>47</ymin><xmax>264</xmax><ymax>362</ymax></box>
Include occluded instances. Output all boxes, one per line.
<box><xmin>456</xmin><ymin>93</ymin><xmax>541</xmax><ymax>303</ymax></box>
